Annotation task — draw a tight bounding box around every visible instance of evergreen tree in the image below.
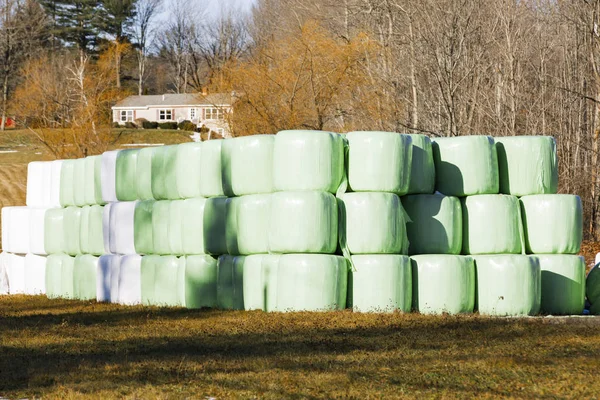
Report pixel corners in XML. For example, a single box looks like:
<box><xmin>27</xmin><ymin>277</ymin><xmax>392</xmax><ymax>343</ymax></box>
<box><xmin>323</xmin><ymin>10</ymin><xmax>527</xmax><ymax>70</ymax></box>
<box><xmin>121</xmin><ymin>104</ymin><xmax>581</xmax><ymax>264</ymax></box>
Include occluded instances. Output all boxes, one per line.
<box><xmin>100</xmin><ymin>0</ymin><xmax>137</xmax><ymax>40</ymax></box>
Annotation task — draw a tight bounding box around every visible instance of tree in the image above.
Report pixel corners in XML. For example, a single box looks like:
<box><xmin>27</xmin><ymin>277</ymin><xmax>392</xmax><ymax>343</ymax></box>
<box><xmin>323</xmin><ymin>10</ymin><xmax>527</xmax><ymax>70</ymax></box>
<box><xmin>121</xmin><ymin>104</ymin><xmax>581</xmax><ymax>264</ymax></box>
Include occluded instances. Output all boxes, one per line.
<box><xmin>131</xmin><ymin>0</ymin><xmax>161</xmax><ymax>95</ymax></box>
<box><xmin>100</xmin><ymin>0</ymin><xmax>137</xmax><ymax>88</ymax></box>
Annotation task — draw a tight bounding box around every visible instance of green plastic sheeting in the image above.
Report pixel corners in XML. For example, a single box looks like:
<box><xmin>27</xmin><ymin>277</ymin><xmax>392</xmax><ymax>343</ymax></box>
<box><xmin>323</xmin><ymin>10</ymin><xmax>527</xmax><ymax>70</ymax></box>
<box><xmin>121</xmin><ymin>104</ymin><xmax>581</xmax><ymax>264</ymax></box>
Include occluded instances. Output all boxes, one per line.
<box><xmin>346</xmin><ymin>131</ymin><xmax>412</xmax><ymax>195</ymax></box>
<box><xmin>61</xmin><ymin>254</ymin><xmax>75</xmax><ymax>299</ymax></box>
<box><xmin>273</xmin><ymin>130</ymin><xmax>345</xmax><ymax>193</ymax></box>
<box><xmin>151</xmin><ymin>145</ymin><xmax>180</xmax><ymax>200</ymax></box>
<box><xmin>462</xmin><ymin>195</ymin><xmax>522</xmax><ymax>255</ymax></box>
<box><xmin>520</xmin><ymin>194</ymin><xmax>583</xmax><ymax>254</ymax></box>
<box><xmin>537</xmin><ymin>255</ymin><xmax>585</xmax><ymax>315</ymax></box>
<box><xmin>83</xmin><ymin>156</ymin><xmax>97</xmax><ymax>206</ymax></box>
<box><xmin>73</xmin><ymin>254</ymin><xmax>98</xmax><ymax>300</ymax></box>
<box><xmin>136</xmin><ymin>147</ymin><xmax>155</xmax><ymax>200</ymax></box>
<box><xmin>152</xmin><ymin>201</ymin><xmax>171</xmax><ymax>255</ymax></box>
<box><xmin>474</xmin><ymin>255</ymin><xmax>541</xmax><ymax>316</ymax></box>
<box><xmin>410</xmin><ymin>255</ymin><xmax>475</xmax><ymax>315</ymax></box>
<box><xmin>237</xmin><ymin>194</ymin><xmax>271</xmax><ymax>255</ymax></box>
<box><xmin>225</xmin><ymin>197</ymin><xmax>240</xmax><ymax>255</ymax></box>
<box><xmin>134</xmin><ymin>200</ymin><xmax>155</xmax><ymax>255</ymax></box>
<box><xmin>92</xmin><ymin>155</ymin><xmax>105</xmax><ymax>205</ymax></box>
<box><xmin>141</xmin><ymin>255</ymin><xmax>157</xmax><ymax>306</ymax></box>
<box><xmin>276</xmin><ymin>254</ymin><xmax>347</xmax><ymax>312</ymax></box>
<box><xmin>79</xmin><ymin>205</ymin><xmax>104</xmax><ymax>255</ymax></box>
<box><xmin>73</xmin><ymin>158</ymin><xmax>86</xmax><ymax>207</ymax></box>
<box><xmin>242</xmin><ymin>254</ymin><xmax>280</xmax><ymax>311</ymax></box>
<box><xmin>402</xmin><ymin>193</ymin><xmax>461</xmax><ymax>255</ymax></box>
<box><xmin>217</xmin><ymin>255</ymin><xmax>244</xmax><ymax>310</ymax></box>
<box><xmin>44</xmin><ymin>208</ymin><xmax>65</xmax><ymax>254</ymax></box>
<box><xmin>140</xmin><ymin>255</ymin><xmax>185</xmax><ymax>307</ymax></box>
<box><xmin>348</xmin><ymin>255</ymin><xmax>411</xmax><ymax>313</ymax></box>
<box><xmin>202</xmin><ymin>197</ymin><xmax>228</xmax><ymax>255</ymax></box>
<box><xmin>168</xmin><ymin>200</ymin><xmax>184</xmax><ymax>255</ymax></box>
<box><xmin>59</xmin><ymin>159</ymin><xmax>76</xmax><ymax>207</ymax></box>
<box><xmin>338</xmin><ymin>192</ymin><xmax>407</xmax><ymax>255</ymax></box>
<box><xmin>185</xmin><ymin>255</ymin><xmax>218</xmax><ymax>309</ymax></box>
<box><xmin>45</xmin><ymin>254</ymin><xmax>64</xmax><ymax>299</ymax></box>
<box><xmin>591</xmin><ymin>301</ymin><xmax>600</xmax><ymax>315</ymax></box>
<box><xmin>432</xmin><ymin>136</ymin><xmax>499</xmax><ymax>196</ymax></box>
<box><xmin>175</xmin><ymin>142</ymin><xmax>203</xmax><ymax>199</ymax></box>
<box><xmin>586</xmin><ymin>264</ymin><xmax>600</xmax><ymax>305</ymax></box>
<box><xmin>407</xmin><ymin>134</ymin><xmax>435</xmax><ymax>194</ymax></box>
<box><xmin>199</xmin><ymin>140</ymin><xmax>225</xmax><ymax>198</ymax></box>
<box><xmin>63</xmin><ymin>206</ymin><xmax>82</xmax><ymax>256</ymax></box>
<box><xmin>495</xmin><ymin>136</ymin><xmax>558</xmax><ymax>197</ymax></box>
<box><xmin>221</xmin><ymin>135</ymin><xmax>274</xmax><ymax>196</ymax></box>
<box><xmin>115</xmin><ymin>149</ymin><xmax>139</xmax><ymax>201</ymax></box>
<box><xmin>268</xmin><ymin>191</ymin><xmax>337</xmax><ymax>254</ymax></box>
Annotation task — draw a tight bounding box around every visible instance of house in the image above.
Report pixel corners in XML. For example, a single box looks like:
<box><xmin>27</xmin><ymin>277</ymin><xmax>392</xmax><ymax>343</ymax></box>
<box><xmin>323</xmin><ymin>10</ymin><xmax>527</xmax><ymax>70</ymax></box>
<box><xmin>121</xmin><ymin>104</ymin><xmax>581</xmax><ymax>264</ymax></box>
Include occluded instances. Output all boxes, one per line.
<box><xmin>111</xmin><ymin>93</ymin><xmax>233</xmax><ymax>137</ymax></box>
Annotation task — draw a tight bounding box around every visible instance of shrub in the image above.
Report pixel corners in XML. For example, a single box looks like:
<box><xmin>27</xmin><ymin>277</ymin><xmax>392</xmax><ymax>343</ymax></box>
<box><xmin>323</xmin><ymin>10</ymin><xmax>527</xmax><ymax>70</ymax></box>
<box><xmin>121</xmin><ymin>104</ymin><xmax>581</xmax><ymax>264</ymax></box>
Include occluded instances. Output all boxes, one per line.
<box><xmin>112</xmin><ymin>122</ymin><xmax>120</xmax><ymax>128</ymax></box>
<box><xmin>135</xmin><ymin>118</ymin><xmax>148</xmax><ymax>127</ymax></box>
<box><xmin>158</xmin><ymin>122</ymin><xmax>178</xmax><ymax>130</ymax></box>
<box><xmin>142</xmin><ymin>120</ymin><xmax>159</xmax><ymax>129</ymax></box>
<box><xmin>125</xmin><ymin>121</ymin><xmax>137</xmax><ymax>129</ymax></box>
<box><xmin>178</xmin><ymin>120</ymin><xmax>197</xmax><ymax>132</ymax></box>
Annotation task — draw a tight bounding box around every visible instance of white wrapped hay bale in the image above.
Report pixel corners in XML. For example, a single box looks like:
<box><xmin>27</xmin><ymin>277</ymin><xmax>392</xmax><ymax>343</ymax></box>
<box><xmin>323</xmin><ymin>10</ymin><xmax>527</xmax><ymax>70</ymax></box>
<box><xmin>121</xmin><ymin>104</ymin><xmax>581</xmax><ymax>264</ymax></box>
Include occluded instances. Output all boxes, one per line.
<box><xmin>97</xmin><ymin>254</ymin><xmax>121</xmax><ymax>302</ymax></box>
<box><xmin>102</xmin><ymin>203</ymin><xmax>112</xmax><ymax>254</ymax></box>
<box><xmin>118</xmin><ymin>255</ymin><xmax>142</xmax><ymax>305</ymax></box>
<box><xmin>26</xmin><ymin>161</ymin><xmax>51</xmax><ymax>207</ymax></box>
<box><xmin>520</xmin><ymin>194</ymin><xmax>582</xmax><ymax>254</ymax></box>
<box><xmin>346</xmin><ymin>131</ymin><xmax>412</xmax><ymax>195</ymax></box>
<box><xmin>407</xmin><ymin>134</ymin><xmax>435</xmax><ymax>194</ymax></box>
<box><xmin>73</xmin><ymin>254</ymin><xmax>98</xmax><ymax>300</ymax></box>
<box><xmin>24</xmin><ymin>253</ymin><xmax>46</xmax><ymax>295</ymax></box>
<box><xmin>109</xmin><ymin>201</ymin><xmax>138</xmax><ymax>255</ymax></box>
<box><xmin>217</xmin><ymin>255</ymin><xmax>245</xmax><ymax>310</ymax></box>
<box><xmin>199</xmin><ymin>140</ymin><xmax>225</xmax><ymax>198</ymax></box>
<box><xmin>537</xmin><ymin>255</ymin><xmax>585</xmax><ymax>315</ymax></box>
<box><xmin>44</xmin><ymin>208</ymin><xmax>65</xmax><ymax>254</ymax></box>
<box><xmin>410</xmin><ymin>255</ymin><xmax>475</xmax><ymax>315</ymax></box>
<box><xmin>185</xmin><ymin>255</ymin><xmax>218</xmax><ymax>309</ymax></box>
<box><xmin>222</xmin><ymin>135</ymin><xmax>274</xmax><ymax>196</ymax></box>
<box><xmin>5</xmin><ymin>253</ymin><xmax>26</xmax><ymax>294</ymax></box>
<box><xmin>495</xmin><ymin>136</ymin><xmax>558</xmax><ymax>196</ymax></box>
<box><xmin>338</xmin><ymin>192</ymin><xmax>407</xmax><ymax>255</ymax></box>
<box><xmin>236</xmin><ymin>194</ymin><xmax>271</xmax><ymax>255</ymax></box>
<box><xmin>349</xmin><ymin>255</ymin><xmax>411</xmax><ymax>313</ymax></box>
<box><xmin>268</xmin><ymin>191</ymin><xmax>337</xmax><ymax>254</ymax></box>
<box><xmin>134</xmin><ymin>200</ymin><xmax>154</xmax><ymax>255</ymax></box>
<box><xmin>49</xmin><ymin>160</ymin><xmax>64</xmax><ymax>207</ymax></box>
<box><xmin>432</xmin><ymin>135</ymin><xmax>499</xmax><ymax>196</ymax></box>
<box><xmin>59</xmin><ymin>159</ymin><xmax>76</xmax><ymax>207</ymax></box>
<box><xmin>402</xmin><ymin>193</ymin><xmax>461</xmax><ymax>255</ymax></box>
<box><xmin>242</xmin><ymin>254</ymin><xmax>280</xmax><ymax>311</ymax></box>
<box><xmin>474</xmin><ymin>255</ymin><xmax>541</xmax><ymax>316</ymax></box>
<box><xmin>115</xmin><ymin>149</ymin><xmax>139</xmax><ymax>201</ymax></box>
<box><xmin>101</xmin><ymin>150</ymin><xmax>120</xmax><ymax>203</ymax></box>
<box><xmin>276</xmin><ymin>254</ymin><xmax>347</xmax><ymax>312</ymax></box>
<box><xmin>461</xmin><ymin>195</ymin><xmax>523</xmax><ymax>255</ymax></box>
<box><xmin>273</xmin><ymin>130</ymin><xmax>345</xmax><ymax>193</ymax></box>
<box><xmin>79</xmin><ymin>205</ymin><xmax>105</xmax><ymax>256</ymax></box>
<box><xmin>2</xmin><ymin>207</ymin><xmax>31</xmax><ymax>254</ymax></box>
<box><xmin>136</xmin><ymin>147</ymin><xmax>156</xmax><ymax>200</ymax></box>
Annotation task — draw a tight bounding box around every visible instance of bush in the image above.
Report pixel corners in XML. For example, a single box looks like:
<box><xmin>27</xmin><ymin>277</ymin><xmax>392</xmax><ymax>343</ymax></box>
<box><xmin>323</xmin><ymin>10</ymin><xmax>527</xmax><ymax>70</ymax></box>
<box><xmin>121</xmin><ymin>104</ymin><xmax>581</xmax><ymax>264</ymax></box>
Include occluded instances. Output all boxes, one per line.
<box><xmin>125</xmin><ymin>121</ymin><xmax>137</xmax><ymax>129</ymax></box>
<box><xmin>158</xmin><ymin>122</ymin><xmax>178</xmax><ymax>130</ymax></box>
<box><xmin>178</xmin><ymin>120</ymin><xmax>197</xmax><ymax>132</ymax></box>
<box><xmin>112</xmin><ymin>122</ymin><xmax>120</xmax><ymax>128</ymax></box>
<box><xmin>142</xmin><ymin>120</ymin><xmax>159</xmax><ymax>129</ymax></box>
<box><xmin>135</xmin><ymin>118</ymin><xmax>148</xmax><ymax>127</ymax></box>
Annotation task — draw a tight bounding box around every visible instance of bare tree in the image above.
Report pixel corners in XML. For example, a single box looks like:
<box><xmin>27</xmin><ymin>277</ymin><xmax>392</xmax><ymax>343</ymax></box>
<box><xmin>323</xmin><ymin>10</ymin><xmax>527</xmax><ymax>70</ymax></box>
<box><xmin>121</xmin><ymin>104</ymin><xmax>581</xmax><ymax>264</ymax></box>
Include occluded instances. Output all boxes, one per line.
<box><xmin>132</xmin><ymin>0</ymin><xmax>162</xmax><ymax>95</ymax></box>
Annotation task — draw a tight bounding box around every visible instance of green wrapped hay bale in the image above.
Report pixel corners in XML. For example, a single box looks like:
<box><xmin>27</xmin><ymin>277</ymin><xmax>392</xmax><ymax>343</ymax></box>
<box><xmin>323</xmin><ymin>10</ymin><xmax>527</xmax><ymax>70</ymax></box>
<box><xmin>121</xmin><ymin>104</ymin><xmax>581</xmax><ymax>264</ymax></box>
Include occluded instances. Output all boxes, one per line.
<box><xmin>79</xmin><ymin>205</ymin><xmax>104</xmax><ymax>255</ymax></box>
<box><xmin>269</xmin><ymin>191</ymin><xmax>337</xmax><ymax>254</ymax></box>
<box><xmin>237</xmin><ymin>194</ymin><xmax>271</xmax><ymax>255</ymax></box>
<box><xmin>73</xmin><ymin>254</ymin><xmax>98</xmax><ymax>301</ymax></box>
<box><xmin>92</xmin><ymin>155</ymin><xmax>105</xmax><ymax>205</ymax></box>
<box><xmin>45</xmin><ymin>254</ymin><xmax>65</xmax><ymax>299</ymax></box>
<box><xmin>151</xmin><ymin>145</ymin><xmax>180</xmax><ymax>200</ymax></box>
<box><xmin>338</xmin><ymin>192</ymin><xmax>407</xmax><ymax>255</ymax></box>
<box><xmin>154</xmin><ymin>255</ymin><xmax>185</xmax><ymax>307</ymax></box>
<box><xmin>474</xmin><ymin>255</ymin><xmax>541</xmax><ymax>316</ymax></box>
<box><xmin>73</xmin><ymin>158</ymin><xmax>86</xmax><ymax>207</ymax></box>
<box><xmin>273</xmin><ymin>130</ymin><xmax>345</xmax><ymax>193</ymax></box>
<box><xmin>432</xmin><ymin>136</ymin><xmax>499</xmax><ymax>196</ymax></box>
<box><xmin>141</xmin><ymin>255</ymin><xmax>157</xmax><ymax>306</ymax></box>
<box><xmin>407</xmin><ymin>134</ymin><xmax>435</xmax><ymax>194</ymax></box>
<box><xmin>134</xmin><ymin>200</ymin><xmax>155</xmax><ymax>255</ymax></box>
<box><xmin>174</xmin><ymin>143</ymin><xmax>203</xmax><ymax>199</ymax></box>
<box><xmin>225</xmin><ymin>197</ymin><xmax>240</xmax><ymax>255</ymax></box>
<box><xmin>349</xmin><ymin>255</ymin><xmax>411</xmax><ymax>313</ymax></box>
<box><xmin>63</xmin><ymin>206</ymin><xmax>82</xmax><ymax>256</ymax></box>
<box><xmin>222</xmin><ymin>135</ymin><xmax>274</xmax><ymax>196</ymax></box>
<box><xmin>59</xmin><ymin>159</ymin><xmax>76</xmax><ymax>207</ymax></box>
<box><xmin>83</xmin><ymin>156</ymin><xmax>98</xmax><ymax>206</ymax></box>
<box><xmin>151</xmin><ymin>200</ymin><xmax>171</xmax><ymax>255</ymax></box>
<box><xmin>495</xmin><ymin>136</ymin><xmax>558</xmax><ymax>196</ymax></box>
<box><xmin>61</xmin><ymin>253</ymin><xmax>75</xmax><ymax>299</ymax></box>
<box><xmin>44</xmin><ymin>208</ymin><xmax>65</xmax><ymax>254</ymax></box>
<box><xmin>180</xmin><ymin>197</ymin><xmax>227</xmax><ymax>255</ymax></box>
<box><xmin>410</xmin><ymin>255</ymin><xmax>475</xmax><ymax>315</ymax></box>
<box><xmin>462</xmin><ymin>195</ymin><xmax>522</xmax><ymax>255</ymax></box>
<box><xmin>115</xmin><ymin>149</ymin><xmax>139</xmax><ymax>201</ymax></box>
<box><xmin>520</xmin><ymin>194</ymin><xmax>582</xmax><ymax>254</ymax></box>
<box><xmin>217</xmin><ymin>255</ymin><xmax>245</xmax><ymax>310</ymax></box>
<box><xmin>199</xmin><ymin>140</ymin><xmax>225</xmax><ymax>198</ymax></box>
<box><xmin>586</xmin><ymin>263</ymin><xmax>600</xmax><ymax>305</ymax></box>
<box><xmin>185</xmin><ymin>255</ymin><xmax>218</xmax><ymax>309</ymax></box>
<box><xmin>591</xmin><ymin>301</ymin><xmax>600</xmax><ymax>315</ymax></box>
<box><xmin>168</xmin><ymin>200</ymin><xmax>185</xmax><ymax>255</ymax></box>
<box><xmin>537</xmin><ymin>255</ymin><xmax>585</xmax><ymax>315</ymax></box>
<box><xmin>347</xmin><ymin>131</ymin><xmax>412</xmax><ymax>195</ymax></box>
<box><xmin>242</xmin><ymin>254</ymin><xmax>280</xmax><ymax>311</ymax></box>
<box><xmin>136</xmin><ymin>147</ymin><xmax>155</xmax><ymax>200</ymax></box>
<box><xmin>402</xmin><ymin>193</ymin><xmax>461</xmax><ymax>255</ymax></box>
<box><xmin>276</xmin><ymin>254</ymin><xmax>347</xmax><ymax>312</ymax></box>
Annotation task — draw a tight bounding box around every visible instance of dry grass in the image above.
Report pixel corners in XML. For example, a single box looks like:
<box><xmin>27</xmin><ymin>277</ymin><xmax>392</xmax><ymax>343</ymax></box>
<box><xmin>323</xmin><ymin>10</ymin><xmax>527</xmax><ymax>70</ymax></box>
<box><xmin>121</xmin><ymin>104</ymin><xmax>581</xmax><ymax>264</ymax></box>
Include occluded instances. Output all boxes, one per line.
<box><xmin>0</xmin><ymin>295</ymin><xmax>599</xmax><ymax>399</ymax></box>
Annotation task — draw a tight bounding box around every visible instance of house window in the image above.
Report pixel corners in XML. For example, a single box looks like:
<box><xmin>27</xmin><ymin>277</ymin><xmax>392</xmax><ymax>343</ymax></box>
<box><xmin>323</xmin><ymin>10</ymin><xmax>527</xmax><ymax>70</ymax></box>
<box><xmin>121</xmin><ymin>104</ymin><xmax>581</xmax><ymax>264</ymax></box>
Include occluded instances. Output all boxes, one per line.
<box><xmin>189</xmin><ymin>108</ymin><xmax>197</xmax><ymax>119</ymax></box>
<box><xmin>120</xmin><ymin>110</ymin><xmax>133</xmax><ymax>122</ymax></box>
<box><xmin>159</xmin><ymin>109</ymin><xmax>173</xmax><ymax>120</ymax></box>
<box><xmin>205</xmin><ymin>108</ymin><xmax>225</xmax><ymax>120</ymax></box>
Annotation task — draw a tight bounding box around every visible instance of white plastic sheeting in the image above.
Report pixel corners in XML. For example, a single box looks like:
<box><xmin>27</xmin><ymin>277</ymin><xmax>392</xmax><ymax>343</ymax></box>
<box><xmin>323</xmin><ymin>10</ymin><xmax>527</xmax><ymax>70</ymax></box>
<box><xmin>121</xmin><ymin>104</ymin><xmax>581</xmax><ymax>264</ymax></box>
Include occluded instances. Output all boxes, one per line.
<box><xmin>101</xmin><ymin>150</ymin><xmax>120</xmax><ymax>203</ymax></box>
<box><xmin>97</xmin><ymin>254</ymin><xmax>121</xmax><ymax>302</ymax></box>
<box><xmin>109</xmin><ymin>201</ymin><xmax>138</xmax><ymax>255</ymax></box>
<box><xmin>118</xmin><ymin>255</ymin><xmax>142</xmax><ymax>305</ymax></box>
<box><xmin>29</xmin><ymin>208</ymin><xmax>49</xmax><ymax>255</ymax></box>
<box><xmin>24</xmin><ymin>254</ymin><xmax>46</xmax><ymax>295</ymax></box>
<box><xmin>2</xmin><ymin>207</ymin><xmax>31</xmax><ymax>254</ymax></box>
<box><xmin>26</xmin><ymin>162</ymin><xmax>51</xmax><ymax>207</ymax></box>
<box><xmin>222</xmin><ymin>135</ymin><xmax>274</xmax><ymax>196</ymax></box>
<box><xmin>4</xmin><ymin>252</ymin><xmax>26</xmax><ymax>294</ymax></box>
<box><xmin>102</xmin><ymin>203</ymin><xmax>112</xmax><ymax>254</ymax></box>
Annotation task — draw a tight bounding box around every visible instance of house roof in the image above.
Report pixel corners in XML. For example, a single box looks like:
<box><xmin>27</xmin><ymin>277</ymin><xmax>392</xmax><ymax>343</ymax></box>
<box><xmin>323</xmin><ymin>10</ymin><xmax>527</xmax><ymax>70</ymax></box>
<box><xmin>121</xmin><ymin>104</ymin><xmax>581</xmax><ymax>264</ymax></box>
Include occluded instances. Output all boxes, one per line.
<box><xmin>113</xmin><ymin>93</ymin><xmax>232</xmax><ymax>108</ymax></box>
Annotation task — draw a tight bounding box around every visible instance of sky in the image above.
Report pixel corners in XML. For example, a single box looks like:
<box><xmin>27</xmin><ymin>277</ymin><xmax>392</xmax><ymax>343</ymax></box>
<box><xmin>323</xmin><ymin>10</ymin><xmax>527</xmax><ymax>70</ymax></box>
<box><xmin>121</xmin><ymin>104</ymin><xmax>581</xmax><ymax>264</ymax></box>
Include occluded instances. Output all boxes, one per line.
<box><xmin>161</xmin><ymin>0</ymin><xmax>256</xmax><ymax>19</ymax></box>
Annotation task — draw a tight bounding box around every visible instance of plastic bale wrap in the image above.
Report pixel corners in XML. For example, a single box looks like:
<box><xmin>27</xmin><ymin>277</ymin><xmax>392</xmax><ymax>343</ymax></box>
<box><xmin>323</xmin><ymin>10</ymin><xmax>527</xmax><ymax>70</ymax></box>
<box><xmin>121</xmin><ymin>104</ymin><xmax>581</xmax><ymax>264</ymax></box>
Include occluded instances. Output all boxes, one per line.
<box><xmin>402</xmin><ymin>193</ymin><xmax>462</xmax><ymax>255</ymax></box>
<box><xmin>237</xmin><ymin>194</ymin><xmax>271</xmax><ymax>255</ymax></box>
<box><xmin>5</xmin><ymin>253</ymin><xmax>25</xmax><ymax>294</ymax></box>
<box><xmin>24</xmin><ymin>254</ymin><xmax>46</xmax><ymax>295</ymax></box>
<box><xmin>84</xmin><ymin>156</ymin><xmax>102</xmax><ymax>206</ymax></box>
<box><xmin>242</xmin><ymin>254</ymin><xmax>280</xmax><ymax>311</ymax></box>
<box><xmin>49</xmin><ymin>160</ymin><xmax>64</xmax><ymax>207</ymax></box>
<box><xmin>29</xmin><ymin>208</ymin><xmax>49</xmax><ymax>255</ymax></box>
<box><xmin>136</xmin><ymin>147</ymin><xmax>155</xmax><ymax>200</ymax></box>
<box><xmin>102</xmin><ymin>203</ymin><xmax>112</xmax><ymax>254</ymax></box>
<box><xmin>407</xmin><ymin>134</ymin><xmax>435</xmax><ymax>194</ymax></box>
<box><xmin>276</xmin><ymin>254</ymin><xmax>347</xmax><ymax>312</ymax></box>
<box><xmin>109</xmin><ymin>201</ymin><xmax>138</xmax><ymax>255</ymax></box>
<box><xmin>153</xmin><ymin>255</ymin><xmax>185</xmax><ymax>307</ymax></box>
<box><xmin>268</xmin><ymin>191</ymin><xmax>337</xmax><ymax>254</ymax></box>
<box><xmin>93</xmin><ymin>155</ymin><xmax>104</xmax><ymax>205</ymax></box>
<box><xmin>59</xmin><ymin>159</ymin><xmax>76</xmax><ymax>207</ymax></box>
<box><xmin>410</xmin><ymin>255</ymin><xmax>475</xmax><ymax>315</ymax></box>
<box><xmin>537</xmin><ymin>255</ymin><xmax>585</xmax><ymax>315</ymax></box>
<box><xmin>200</xmin><ymin>197</ymin><xmax>228</xmax><ymax>255</ymax></box>
<box><xmin>44</xmin><ymin>208</ymin><xmax>65</xmax><ymax>254</ymax></box>
<box><xmin>199</xmin><ymin>140</ymin><xmax>225</xmax><ymax>197</ymax></box>
<box><xmin>273</xmin><ymin>130</ymin><xmax>345</xmax><ymax>193</ymax></box>
<box><xmin>0</xmin><ymin>253</ymin><xmax>7</xmax><ymax>294</ymax></box>
<box><xmin>101</xmin><ymin>150</ymin><xmax>120</xmax><ymax>203</ymax></box>
<box><xmin>185</xmin><ymin>255</ymin><xmax>218</xmax><ymax>309</ymax></box>
<box><xmin>115</xmin><ymin>149</ymin><xmax>139</xmax><ymax>201</ymax></box>
<box><xmin>73</xmin><ymin>158</ymin><xmax>86</xmax><ymax>207</ymax></box>
<box><xmin>174</xmin><ymin>142</ymin><xmax>203</xmax><ymax>199</ymax></box>
<box><xmin>217</xmin><ymin>255</ymin><xmax>245</xmax><ymax>310</ymax></box>
<box><xmin>181</xmin><ymin>198</ymin><xmax>208</xmax><ymax>255</ymax></box>
<box><xmin>348</xmin><ymin>255</ymin><xmax>411</xmax><ymax>313</ymax></box>
<box><xmin>591</xmin><ymin>301</ymin><xmax>600</xmax><ymax>315</ymax></box>
<box><xmin>73</xmin><ymin>255</ymin><xmax>98</xmax><ymax>300</ymax></box>
<box><xmin>26</xmin><ymin>161</ymin><xmax>50</xmax><ymax>207</ymax></box>
<box><xmin>141</xmin><ymin>255</ymin><xmax>157</xmax><ymax>306</ymax></box>
<box><xmin>462</xmin><ymin>195</ymin><xmax>523</xmax><ymax>255</ymax></box>
<box><xmin>63</xmin><ymin>206</ymin><xmax>82</xmax><ymax>256</ymax></box>
<box><xmin>168</xmin><ymin>200</ymin><xmax>185</xmax><ymax>255</ymax></box>
<box><xmin>347</xmin><ymin>131</ymin><xmax>412</xmax><ymax>194</ymax></box>
<box><xmin>151</xmin><ymin>200</ymin><xmax>171</xmax><ymax>255</ymax></box>
<box><xmin>587</xmin><ymin>263</ymin><xmax>600</xmax><ymax>305</ymax></box>
<box><xmin>79</xmin><ymin>205</ymin><xmax>104</xmax><ymax>256</ymax></box>
<box><xmin>134</xmin><ymin>200</ymin><xmax>155</xmax><ymax>255</ymax></box>
<box><xmin>60</xmin><ymin>254</ymin><xmax>75</xmax><ymax>299</ymax></box>
<box><xmin>97</xmin><ymin>255</ymin><xmax>121</xmax><ymax>302</ymax></box>
<box><xmin>474</xmin><ymin>255</ymin><xmax>541</xmax><ymax>316</ymax></box>
<box><xmin>520</xmin><ymin>194</ymin><xmax>583</xmax><ymax>254</ymax></box>
<box><xmin>432</xmin><ymin>136</ymin><xmax>499</xmax><ymax>196</ymax></box>
<box><xmin>338</xmin><ymin>192</ymin><xmax>407</xmax><ymax>255</ymax></box>
<box><xmin>118</xmin><ymin>255</ymin><xmax>142</xmax><ymax>305</ymax></box>
<box><xmin>495</xmin><ymin>136</ymin><xmax>558</xmax><ymax>196</ymax></box>
<box><xmin>222</xmin><ymin>135</ymin><xmax>275</xmax><ymax>196</ymax></box>
<box><xmin>225</xmin><ymin>197</ymin><xmax>240</xmax><ymax>255</ymax></box>
<box><xmin>45</xmin><ymin>254</ymin><xmax>65</xmax><ymax>299</ymax></box>
<box><xmin>3</xmin><ymin>207</ymin><xmax>32</xmax><ymax>254</ymax></box>
<box><xmin>151</xmin><ymin>145</ymin><xmax>181</xmax><ymax>200</ymax></box>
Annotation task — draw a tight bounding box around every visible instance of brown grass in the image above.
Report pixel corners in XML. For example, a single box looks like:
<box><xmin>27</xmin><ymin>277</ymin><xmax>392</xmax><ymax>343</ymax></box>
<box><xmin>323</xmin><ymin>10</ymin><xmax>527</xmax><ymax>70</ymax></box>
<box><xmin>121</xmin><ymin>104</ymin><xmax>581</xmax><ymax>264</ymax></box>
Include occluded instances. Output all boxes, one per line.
<box><xmin>0</xmin><ymin>295</ymin><xmax>599</xmax><ymax>399</ymax></box>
